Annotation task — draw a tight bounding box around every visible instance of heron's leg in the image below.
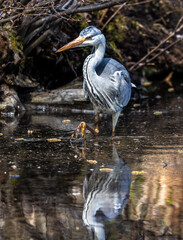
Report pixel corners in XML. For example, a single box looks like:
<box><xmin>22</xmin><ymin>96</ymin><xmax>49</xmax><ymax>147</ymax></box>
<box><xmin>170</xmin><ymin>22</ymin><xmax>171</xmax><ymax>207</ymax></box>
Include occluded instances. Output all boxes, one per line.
<box><xmin>94</xmin><ymin>110</ymin><xmax>99</xmax><ymax>134</ymax></box>
<box><xmin>112</xmin><ymin>112</ymin><xmax>121</xmax><ymax>137</ymax></box>
<box><xmin>72</xmin><ymin>122</ymin><xmax>98</xmax><ymax>139</ymax></box>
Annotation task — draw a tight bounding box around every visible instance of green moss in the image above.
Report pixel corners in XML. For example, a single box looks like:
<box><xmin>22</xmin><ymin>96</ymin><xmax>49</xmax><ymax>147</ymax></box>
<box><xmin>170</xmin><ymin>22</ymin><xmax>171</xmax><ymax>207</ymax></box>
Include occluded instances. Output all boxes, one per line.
<box><xmin>10</xmin><ymin>32</ymin><xmax>23</xmax><ymax>53</ymax></box>
<box><xmin>3</xmin><ymin>23</ymin><xmax>23</xmax><ymax>53</ymax></box>
<box><xmin>73</xmin><ymin>14</ymin><xmax>88</xmax><ymax>30</ymax></box>
<box><xmin>106</xmin><ymin>14</ymin><xmax>128</xmax><ymax>44</ymax></box>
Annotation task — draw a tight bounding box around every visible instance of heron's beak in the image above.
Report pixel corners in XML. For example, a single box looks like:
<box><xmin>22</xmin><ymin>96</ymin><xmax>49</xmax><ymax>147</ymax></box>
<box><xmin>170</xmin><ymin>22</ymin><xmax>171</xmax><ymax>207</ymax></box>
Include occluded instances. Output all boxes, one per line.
<box><xmin>56</xmin><ymin>36</ymin><xmax>86</xmax><ymax>53</ymax></box>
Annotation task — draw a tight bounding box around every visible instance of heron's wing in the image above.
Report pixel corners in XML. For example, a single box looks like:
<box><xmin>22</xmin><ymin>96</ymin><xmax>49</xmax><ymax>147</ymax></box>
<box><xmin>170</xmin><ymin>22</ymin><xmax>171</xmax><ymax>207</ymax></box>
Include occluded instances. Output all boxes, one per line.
<box><xmin>97</xmin><ymin>58</ymin><xmax>130</xmax><ymax>83</ymax></box>
<box><xmin>110</xmin><ymin>71</ymin><xmax>132</xmax><ymax>108</ymax></box>
<box><xmin>96</xmin><ymin>58</ymin><xmax>132</xmax><ymax>108</ymax></box>
<box><xmin>118</xmin><ymin>72</ymin><xmax>132</xmax><ymax>107</ymax></box>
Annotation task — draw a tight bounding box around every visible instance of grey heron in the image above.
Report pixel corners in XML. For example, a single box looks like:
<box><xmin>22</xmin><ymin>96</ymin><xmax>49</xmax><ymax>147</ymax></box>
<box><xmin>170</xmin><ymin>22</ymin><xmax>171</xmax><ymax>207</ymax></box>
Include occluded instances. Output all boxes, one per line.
<box><xmin>57</xmin><ymin>26</ymin><xmax>135</xmax><ymax>137</ymax></box>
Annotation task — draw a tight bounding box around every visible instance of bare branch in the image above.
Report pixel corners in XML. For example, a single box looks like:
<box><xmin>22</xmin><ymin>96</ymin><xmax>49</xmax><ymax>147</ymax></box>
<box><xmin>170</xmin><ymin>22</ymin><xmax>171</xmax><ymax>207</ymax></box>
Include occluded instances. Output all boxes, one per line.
<box><xmin>61</xmin><ymin>0</ymin><xmax>129</xmax><ymax>14</ymax></box>
<box><xmin>0</xmin><ymin>0</ymin><xmax>5</xmax><ymax>7</ymax></box>
<box><xmin>24</xmin><ymin>29</ymin><xmax>54</xmax><ymax>55</ymax></box>
<box><xmin>147</xmin><ymin>39</ymin><xmax>182</xmax><ymax>64</ymax></box>
<box><xmin>0</xmin><ymin>13</ymin><xmax>21</xmax><ymax>24</ymax></box>
<box><xmin>130</xmin><ymin>23</ymin><xmax>183</xmax><ymax>71</ymax></box>
<box><xmin>101</xmin><ymin>3</ymin><xmax>126</xmax><ymax>31</ymax></box>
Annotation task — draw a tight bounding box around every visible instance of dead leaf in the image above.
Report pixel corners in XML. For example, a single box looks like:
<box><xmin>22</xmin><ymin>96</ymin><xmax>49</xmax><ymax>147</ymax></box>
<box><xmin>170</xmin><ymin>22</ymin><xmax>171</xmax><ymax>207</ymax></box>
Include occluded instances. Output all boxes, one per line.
<box><xmin>164</xmin><ymin>72</ymin><xmax>173</xmax><ymax>87</ymax></box>
<box><xmin>62</xmin><ymin>119</ymin><xmax>71</xmax><ymax>123</ymax></box>
<box><xmin>143</xmin><ymin>81</ymin><xmax>152</xmax><ymax>86</ymax></box>
<box><xmin>154</xmin><ymin>111</ymin><xmax>163</xmax><ymax>115</ymax></box>
<box><xmin>100</xmin><ymin>168</ymin><xmax>113</xmax><ymax>172</ymax></box>
<box><xmin>87</xmin><ymin>160</ymin><xmax>97</xmax><ymax>164</ymax></box>
<box><xmin>0</xmin><ymin>133</ymin><xmax>3</xmax><ymax>136</ymax></box>
<box><xmin>11</xmin><ymin>165</ymin><xmax>17</xmax><ymax>169</ymax></box>
<box><xmin>28</xmin><ymin>129</ymin><xmax>36</xmax><ymax>134</ymax></box>
<box><xmin>47</xmin><ymin>138</ymin><xmax>61</xmax><ymax>142</ymax></box>
<box><xmin>133</xmin><ymin>103</ymin><xmax>140</xmax><ymax>107</ymax></box>
<box><xmin>168</xmin><ymin>88</ymin><xmax>174</xmax><ymax>92</ymax></box>
<box><xmin>15</xmin><ymin>138</ymin><xmax>24</xmax><ymax>141</ymax></box>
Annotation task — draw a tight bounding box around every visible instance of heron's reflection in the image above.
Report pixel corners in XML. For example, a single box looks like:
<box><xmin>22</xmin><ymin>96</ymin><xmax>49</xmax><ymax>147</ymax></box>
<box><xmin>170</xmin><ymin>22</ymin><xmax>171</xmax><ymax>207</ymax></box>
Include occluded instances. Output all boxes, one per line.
<box><xmin>82</xmin><ymin>145</ymin><xmax>131</xmax><ymax>240</ymax></box>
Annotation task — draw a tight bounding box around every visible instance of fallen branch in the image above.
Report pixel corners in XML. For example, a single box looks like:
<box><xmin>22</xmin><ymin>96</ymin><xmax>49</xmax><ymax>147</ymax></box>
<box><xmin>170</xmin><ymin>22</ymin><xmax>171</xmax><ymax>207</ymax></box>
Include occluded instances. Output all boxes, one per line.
<box><xmin>29</xmin><ymin>88</ymin><xmax>86</xmax><ymax>104</ymax></box>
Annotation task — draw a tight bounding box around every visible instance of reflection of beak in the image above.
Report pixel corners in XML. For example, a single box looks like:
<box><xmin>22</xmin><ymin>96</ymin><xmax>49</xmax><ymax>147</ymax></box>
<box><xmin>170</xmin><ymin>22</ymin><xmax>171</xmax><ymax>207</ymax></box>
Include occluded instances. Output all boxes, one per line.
<box><xmin>56</xmin><ymin>36</ymin><xmax>86</xmax><ymax>53</ymax></box>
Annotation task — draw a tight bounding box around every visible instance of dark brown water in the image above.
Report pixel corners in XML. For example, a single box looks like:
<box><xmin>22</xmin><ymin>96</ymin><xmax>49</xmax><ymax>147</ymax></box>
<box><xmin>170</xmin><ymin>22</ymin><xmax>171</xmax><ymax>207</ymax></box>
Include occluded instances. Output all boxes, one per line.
<box><xmin>0</xmin><ymin>94</ymin><xmax>183</xmax><ymax>240</ymax></box>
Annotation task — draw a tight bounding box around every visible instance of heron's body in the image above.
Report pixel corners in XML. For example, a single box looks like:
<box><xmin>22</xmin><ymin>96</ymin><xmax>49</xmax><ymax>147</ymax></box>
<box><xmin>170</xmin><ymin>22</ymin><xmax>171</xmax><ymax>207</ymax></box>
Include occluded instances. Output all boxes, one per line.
<box><xmin>57</xmin><ymin>26</ymin><xmax>134</xmax><ymax>136</ymax></box>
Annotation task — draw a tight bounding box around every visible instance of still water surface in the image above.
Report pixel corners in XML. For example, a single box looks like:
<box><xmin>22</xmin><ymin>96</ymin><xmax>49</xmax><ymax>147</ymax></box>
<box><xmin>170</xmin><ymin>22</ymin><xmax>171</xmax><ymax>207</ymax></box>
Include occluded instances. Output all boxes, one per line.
<box><xmin>0</xmin><ymin>94</ymin><xmax>183</xmax><ymax>240</ymax></box>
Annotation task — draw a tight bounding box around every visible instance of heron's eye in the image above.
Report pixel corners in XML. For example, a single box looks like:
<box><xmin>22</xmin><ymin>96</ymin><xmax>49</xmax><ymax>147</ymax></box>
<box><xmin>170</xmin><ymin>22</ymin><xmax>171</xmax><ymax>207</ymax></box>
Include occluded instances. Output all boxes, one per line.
<box><xmin>86</xmin><ymin>36</ymin><xmax>92</xmax><ymax>40</ymax></box>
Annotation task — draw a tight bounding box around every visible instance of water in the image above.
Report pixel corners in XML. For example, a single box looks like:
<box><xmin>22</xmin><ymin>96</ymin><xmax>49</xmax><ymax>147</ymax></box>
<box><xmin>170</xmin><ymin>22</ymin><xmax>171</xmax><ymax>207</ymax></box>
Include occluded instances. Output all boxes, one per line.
<box><xmin>0</xmin><ymin>94</ymin><xmax>183</xmax><ymax>240</ymax></box>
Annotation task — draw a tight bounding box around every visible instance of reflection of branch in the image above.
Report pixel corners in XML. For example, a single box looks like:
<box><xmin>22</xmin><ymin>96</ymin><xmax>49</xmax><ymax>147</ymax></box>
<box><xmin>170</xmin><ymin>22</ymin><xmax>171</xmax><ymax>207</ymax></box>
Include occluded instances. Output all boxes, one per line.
<box><xmin>130</xmin><ymin>22</ymin><xmax>183</xmax><ymax>72</ymax></box>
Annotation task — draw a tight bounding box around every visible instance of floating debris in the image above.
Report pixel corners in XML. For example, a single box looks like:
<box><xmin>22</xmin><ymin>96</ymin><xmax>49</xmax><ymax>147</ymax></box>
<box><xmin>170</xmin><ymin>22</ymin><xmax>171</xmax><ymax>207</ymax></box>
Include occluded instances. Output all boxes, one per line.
<box><xmin>11</xmin><ymin>165</ymin><xmax>17</xmax><ymax>169</ymax></box>
<box><xmin>15</xmin><ymin>138</ymin><xmax>24</xmax><ymax>141</ymax></box>
<box><xmin>87</xmin><ymin>160</ymin><xmax>97</xmax><ymax>164</ymax></box>
<box><xmin>62</xmin><ymin>119</ymin><xmax>71</xmax><ymax>123</ymax></box>
<box><xmin>27</xmin><ymin>129</ymin><xmax>37</xmax><ymax>135</ymax></box>
<box><xmin>153</xmin><ymin>111</ymin><xmax>163</xmax><ymax>115</ymax></box>
<box><xmin>168</xmin><ymin>88</ymin><xmax>175</xmax><ymax>92</ymax></box>
<box><xmin>100</xmin><ymin>168</ymin><xmax>113</xmax><ymax>172</ymax></box>
<box><xmin>47</xmin><ymin>138</ymin><xmax>61</xmax><ymax>142</ymax></box>
<box><xmin>133</xmin><ymin>103</ymin><xmax>141</xmax><ymax>107</ymax></box>
<box><xmin>143</xmin><ymin>81</ymin><xmax>152</xmax><ymax>86</ymax></box>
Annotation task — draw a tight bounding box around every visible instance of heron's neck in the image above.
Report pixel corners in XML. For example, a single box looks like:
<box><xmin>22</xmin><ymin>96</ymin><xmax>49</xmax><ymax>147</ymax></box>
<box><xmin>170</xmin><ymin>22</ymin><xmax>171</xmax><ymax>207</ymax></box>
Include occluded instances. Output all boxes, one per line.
<box><xmin>91</xmin><ymin>41</ymin><xmax>105</xmax><ymax>68</ymax></box>
<box><xmin>84</xmin><ymin>39</ymin><xmax>106</xmax><ymax>81</ymax></box>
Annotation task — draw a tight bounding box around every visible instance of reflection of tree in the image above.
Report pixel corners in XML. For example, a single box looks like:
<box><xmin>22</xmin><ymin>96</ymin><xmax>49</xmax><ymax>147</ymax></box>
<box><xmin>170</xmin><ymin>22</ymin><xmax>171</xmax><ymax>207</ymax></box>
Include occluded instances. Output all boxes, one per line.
<box><xmin>83</xmin><ymin>145</ymin><xmax>131</xmax><ymax>240</ymax></box>
<box><xmin>0</xmin><ymin>160</ymin><xmax>88</xmax><ymax>239</ymax></box>
<box><xmin>128</xmin><ymin>144</ymin><xmax>183</xmax><ymax>238</ymax></box>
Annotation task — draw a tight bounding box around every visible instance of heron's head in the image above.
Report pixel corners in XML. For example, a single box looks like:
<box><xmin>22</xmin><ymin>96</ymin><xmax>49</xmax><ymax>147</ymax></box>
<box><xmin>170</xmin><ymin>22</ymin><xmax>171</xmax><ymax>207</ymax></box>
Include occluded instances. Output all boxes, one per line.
<box><xmin>56</xmin><ymin>26</ymin><xmax>105</xmax><ymax>53</ymax></box>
